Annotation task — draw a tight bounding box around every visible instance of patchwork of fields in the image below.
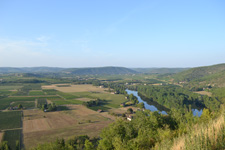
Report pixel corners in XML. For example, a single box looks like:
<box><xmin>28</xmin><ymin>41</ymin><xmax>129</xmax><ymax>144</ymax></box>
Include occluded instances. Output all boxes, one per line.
<box><xmin>23</xmin><ymin>105</ymin><xmax>113</xmax><ymax>149</ymax></box>
<box><xmin>0</xmin><ymin>84</ymin><xmax>127</xmax><ymax>149</ymax></box>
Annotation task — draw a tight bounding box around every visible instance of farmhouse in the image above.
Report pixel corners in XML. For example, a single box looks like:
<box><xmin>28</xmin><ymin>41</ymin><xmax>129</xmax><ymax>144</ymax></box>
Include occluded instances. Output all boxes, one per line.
<box><xmin>97</xmin><ymin>109</ymin><xmax>103</xmax><ymax>113</ymax></box>
<box><xmin>127</xmin><ymin>115</ymin><xmax>133</xmax><ymax>121</ymax></box>
<box><xmin>8</xmin><ymin>106</ymin><xmax>18</xmax><ymax>110</ymax></box>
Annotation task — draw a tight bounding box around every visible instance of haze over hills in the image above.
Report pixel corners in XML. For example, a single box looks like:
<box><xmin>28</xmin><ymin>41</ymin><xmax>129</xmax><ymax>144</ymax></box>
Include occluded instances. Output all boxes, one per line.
<box><xmin>0</xmin><ymin>66</ymin><xmax>189</xmax><ymax>75</ymax></box>
<box><xmin>0</xmin><ymin>67</ymin><xmax>137</xmax><ymax>75</ymax></box>
<box><xmin>0</xmin><ymin>67</ymin><xmax>64</xmax><ymax>73</ymax></box>
<box><xmin>62</xmin><ymin>67</ymin><xmax>137</xmax><ymax>75</ymax></box>
<box><xmin>1</xmin><ymin>64</ymin><xmax>225</xmax><ymax>84</ymax></box>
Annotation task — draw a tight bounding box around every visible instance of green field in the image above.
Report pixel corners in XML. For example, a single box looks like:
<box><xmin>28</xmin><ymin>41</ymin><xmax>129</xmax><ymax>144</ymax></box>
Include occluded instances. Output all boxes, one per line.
<box><xmin>52</xmin><ymin>99</ymin><xmax>83</xmax><ymax>105</ymax></box>
<box><xmin>43</xmin><ymin>89</ymin><xmax>58</xmax><ymax>95</ymax></box>
<box><xmin>58</xmin><ymin>92</ymin><xmax>79</xmax><ymax>99</ymax></box>
<box><xmin>71</xmin><ymin>92</ymin><xmax>127</xmax><ymax>108</ymax></box>
<box><xmin>88</xmin><ymin>106</ymin><xmax>110</xmax><ymax>111</ymax></box>
<box><xmin>0</xmin><ymin>86</ymin><xmax>22</xmax><ymax>90</ymax></box>
<box><xmin>0</xmin><ymin>90</ymin><xmax>17</xmax><ymax>96</ymax></box>
<box><xmin>29</xmin><ymin>90</ymin><xmax>45</xmax><ymax>96</ymax></box>
<box><xmin>43</xmin><ymin>89</ymin><xmax>79</xmax><ymax>99</ymax></box>
<box><xmin>10</xmin><ymin>101</ymin><xmax>35</xmax><ymax>109</ymax></box>
<box><xmin>2</xmin><ymin>129</ymin><xmax>21</xmax><ymax>150</ymax></box>
<box><xmin>1</xmin><ymin>97</ymin><xmax>36</xmax><ymax>102</ymax></box>
<box><xmin>0</xmin><ymin>99</ymin><xmax>12</xmax><ymax>110</ymax></box>
<box><xmin>0</xmin><ymin>111</ymin><xmax>22</xmax><ymax>130</ymax></box>
<box><xmin>0</xmin><ymin>96</ymin><xmax>61</xmax><ymax>110</ymax></box>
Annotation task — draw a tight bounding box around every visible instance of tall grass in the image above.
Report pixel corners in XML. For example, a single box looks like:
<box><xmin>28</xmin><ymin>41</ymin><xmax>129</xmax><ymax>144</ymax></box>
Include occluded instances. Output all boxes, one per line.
<box><xmin>155</xmin><ymin>108</ymin><xmax>225</xmax><ymax>150</ymax></box>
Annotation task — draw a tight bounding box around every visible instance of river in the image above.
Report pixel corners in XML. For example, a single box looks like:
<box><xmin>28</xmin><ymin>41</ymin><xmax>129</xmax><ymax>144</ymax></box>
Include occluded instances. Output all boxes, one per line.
<box><xmin>126</xmin><ymin>89</ymin><xmax>203</xmax><ymax>117</ymax></box>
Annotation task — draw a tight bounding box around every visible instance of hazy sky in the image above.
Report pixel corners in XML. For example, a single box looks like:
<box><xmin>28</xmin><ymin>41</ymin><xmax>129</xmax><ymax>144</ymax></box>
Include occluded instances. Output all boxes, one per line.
<box><xmin>0</xmin><ymin>0</ymin><xmax>225</xmax><ymax>68</ymax></box>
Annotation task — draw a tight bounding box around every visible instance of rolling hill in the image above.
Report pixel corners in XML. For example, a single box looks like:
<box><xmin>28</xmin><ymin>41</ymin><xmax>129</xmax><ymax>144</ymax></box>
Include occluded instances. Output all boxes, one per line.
<box><xmin>0</xmin><ymin>67</ymin><xmax>138</xmax><ymax>75</ymax></box>
<box><xmin>0</xmin><ymin>67</ymin><xmax>64</xmax><ymax>73</ymax></box>
<box><xmin>172</xmin><ymin>63</ymin><xmax>225</xmax><ymax>87</ymax></box>
<box><xmin>62</xmin><ymin>67</ymin><xmax>137</xmax><ymax>75</ymax></box>
<box><xmin>132</xmin><ymin>68</ymin><xmax>189</xmax><ymax>74</ymax></box>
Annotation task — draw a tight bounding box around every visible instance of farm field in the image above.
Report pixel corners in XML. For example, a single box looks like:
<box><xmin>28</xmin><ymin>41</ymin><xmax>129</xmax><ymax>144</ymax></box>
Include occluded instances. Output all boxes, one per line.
<box><xmin>2</xmin><ymin>129</ymin><xmax>21</xmax><ymax>150</ymax></box>
<box><xmin>42</xmin><ymin>84</ymin><xmax>127</xmax><ymax>109</ymax></box>
<box><xmin>76</xmin><ymin>97</ymin><xmax>93</xmax><ymax>102</ymax></box>
<box><xmin>29</xmin><ymin>90</ymin><xmax>45</xmax><ymax>96</ymax></box>
<box><xmin>42</xmin><ymin>84</ymin><xmax>107</xmax><ymax>93</ymax></box>
<box><xmin>10</xmin><ymin>101</ymin><xmax>35</xmax><ymax>109</ymax></box>
<box><xmin>0</xmin><ymin>90</ymin><xmax>16</xmax><ymax>96</ymax></box>
<box><xmin>0</xmin><ymin>97</ymin><xmax>36</xmax><ymax>110</ymax></box>
<box><xmin>23</xmin><ymin>105</ymin><xmax>113</xmax><ymax>149</ymax></box>
<box><xmin>71</xmin><ymin>92</ymin><xmax>127</xmax><ymax>108</ymax></box>
<box><xmin>51</xmin><ymin>99</ymin><xmax>83</xmax><ymax>105</ymax></box>
<box><xmin>0</xmin><ymin>86</ymin><xmax>22</xmax><ymax>90</ymax></box>
<box><xmin>0</xmin><ymin>111</ymin><xmax>22</xmax><ymax>130</ymax></box>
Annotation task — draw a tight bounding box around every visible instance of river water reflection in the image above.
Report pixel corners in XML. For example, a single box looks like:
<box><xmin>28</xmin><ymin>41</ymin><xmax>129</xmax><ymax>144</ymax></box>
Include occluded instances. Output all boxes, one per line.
<box><xmin>126</xmin><ymin>89</ymin><xmax>203</xmax><ymax>117</ymax></box>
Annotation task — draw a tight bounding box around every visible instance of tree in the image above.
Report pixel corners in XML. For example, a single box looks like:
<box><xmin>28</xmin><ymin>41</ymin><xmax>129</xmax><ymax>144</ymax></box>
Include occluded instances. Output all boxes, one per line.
<box><xmin>16</xmin><ymin>140</ymin><xmax>20</xmax><ymax>150</ymax></box>
<box><xmin>84</xmin><ymin>139</ymin><xmax>94</xmax><ymax>150</ymax></box>
<box><xmin>0</xmin><ymin>141</ymin><xmax>10</xmax><ymax>150</ymax></box>
<box><xmin>18</xmin><ymin>104</ymin><xmax>23</xmax><ymax>109</ymax></box>
<box><xmin>137</xmin><ymin>102</ymin><xmax>145</xmax><ymax>109</ymax></box>
<box><xmin>127</xmin><ymin>108</ymin><xmax>133</xmax><ymax>114</ymax></box>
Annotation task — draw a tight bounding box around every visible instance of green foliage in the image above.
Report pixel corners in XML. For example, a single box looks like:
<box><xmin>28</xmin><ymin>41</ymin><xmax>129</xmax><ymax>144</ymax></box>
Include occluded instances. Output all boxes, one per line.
<box><xmin>172</xmin><ymin>63</ymin><xmax>225</xmax><ymax>88</ymax></box>
<box><xmin>37</xmin><ymin>99</ymin><xmax>57</xmax><ymax>112</ymax></box>
<box><xmin>37</xmin><ymin>99</ymin><xmax>47</xmax><ymax>108</ymax></box>
<box><xmin>32</xmin><ymin>135</ymin><xmax>97</xmax><ymax>150</ymax></box>
<box><xmin>127</xmin><ymin>108</ymin><xmax>133</xmax><ymax>114</ymax></box>
<box><xmin>0</xmin><ymin>111</ymin><xmax>22</xmax><ymax>130</ymax></box>
<box><xmin>2</xmin><ymin>129</ymin><xmax>21</xmax><ymax>150</ymax></box>
<box><xmin>136</xmin><ymin>102</ymin><xmax>145</xmax><ymax>109</ymax></box>
<box><xmin>136</xmin><ymin>85</ymin><xmax>220</xmax><ymax>112</ymax></box>
<box><xmin>0</xmin><ymin>141</ymin><xmax>10</xmax><ymax>150</ymax></box>
<box><xmin>82</xmin><ymin>99</ymin><xmax>106</xmax><ymax>107</ymax></box>
<box><xmin>98</xmin><ymin>111</ymin><xmax>180</xmax><ymax>150</ymax></box>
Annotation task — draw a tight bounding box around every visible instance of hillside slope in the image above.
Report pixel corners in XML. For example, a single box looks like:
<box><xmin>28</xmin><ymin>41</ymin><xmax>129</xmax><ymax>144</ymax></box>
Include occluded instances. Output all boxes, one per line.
<box><xmin>172</xmin><ymin>63</ymin><xmax>225</xmax><ymax>87</ymax></box>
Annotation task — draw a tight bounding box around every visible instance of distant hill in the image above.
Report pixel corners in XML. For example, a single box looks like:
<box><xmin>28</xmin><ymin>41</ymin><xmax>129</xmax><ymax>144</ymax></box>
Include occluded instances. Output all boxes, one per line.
<box><xmin>0</xmin><ymin>66</ymin><xmax>138</xmax><ymax>75</ymax></box>
<box><xmin>0</xmin><ymin>67</ymin><xmax>64</xmax><ymax>73</ymax></box>
<box><xmin>172</xmin><ymin>63</ymin><xmax>225</xmax><ymax>87</ymax></box>
<box><xmin>132</xmin><ymin>68</ymin><xmax>189</xmax><ymax>74</ymax></box>
<box><xmin>62</xmin><ymin>67</ymin><xmax>137</xmax><ymax>75</ymax></box>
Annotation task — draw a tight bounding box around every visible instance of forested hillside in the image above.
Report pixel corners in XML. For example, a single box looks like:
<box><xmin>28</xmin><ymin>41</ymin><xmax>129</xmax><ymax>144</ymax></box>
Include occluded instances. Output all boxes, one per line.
<box><xmin>172</xmin><ymin>63</ymin><xmax>225</xmax><ymax>88</ymax></box>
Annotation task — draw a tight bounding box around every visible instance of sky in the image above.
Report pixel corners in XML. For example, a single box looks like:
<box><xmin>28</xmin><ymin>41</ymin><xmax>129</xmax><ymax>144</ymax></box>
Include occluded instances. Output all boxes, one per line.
<box><xmin>0</xmin><ymin>0</ymin><xmax>225</xmax><ymax>68</ymax></box>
